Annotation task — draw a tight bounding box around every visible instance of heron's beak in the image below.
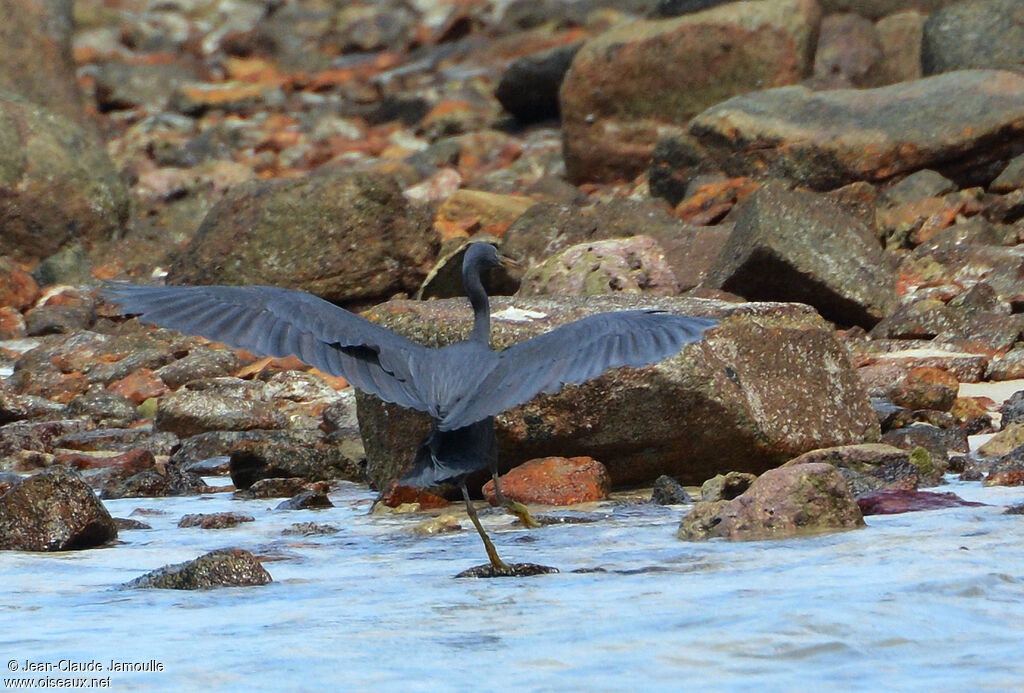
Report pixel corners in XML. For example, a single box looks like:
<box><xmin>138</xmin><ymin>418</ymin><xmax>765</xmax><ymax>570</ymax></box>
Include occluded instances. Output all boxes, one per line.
<box><xmin>498</xmin><ymin>253</ymin><xmax>521</xmax><ymax>271</ymax></box>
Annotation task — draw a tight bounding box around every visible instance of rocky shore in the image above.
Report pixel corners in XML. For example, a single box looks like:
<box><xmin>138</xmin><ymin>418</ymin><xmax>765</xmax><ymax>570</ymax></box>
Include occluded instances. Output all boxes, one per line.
<box><xmin>1</xmin><ymin>0</ymin><xmax>1024</xmax><ymax>584</ymax></box>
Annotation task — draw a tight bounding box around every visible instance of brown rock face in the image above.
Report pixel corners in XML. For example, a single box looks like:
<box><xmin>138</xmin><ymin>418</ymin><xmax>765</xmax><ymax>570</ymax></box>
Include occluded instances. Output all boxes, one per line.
<box><xmin>0</xmin><ymin>467</ymin><xmax>118</xmax><ymax>551</ymax></box>
<box><xmin>678</xmin><ymin>463</ymin><xmax>865</xmax><ymax>541</ymax></box>
<box><xmin>560</xmin><ymin>0</ymin><xmax>820</xmax><ymax>183</ymax></box>
<box><xmin>690</xmin><ymin>69</ymin><xmax>1024</xmax><ymax>189</ymax></box>
<box><xmin>167</xmin><ymin>169</ymin><xmax>438</xmax><ymax>306</ymax></box>
<box><xmin>482</xmin><ymin>456</ymin><xmax>611</xmax><ymax>506</ymax></box>
<box><xmin>358</xmin><ymin>295</ymin><xmax>879</xmax><ymax>489</ymax></box>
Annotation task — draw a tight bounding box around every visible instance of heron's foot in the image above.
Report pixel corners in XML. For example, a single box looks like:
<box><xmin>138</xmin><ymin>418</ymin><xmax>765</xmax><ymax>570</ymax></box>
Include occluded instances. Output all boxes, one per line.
<box><xmin>502</xmin><ymin>499</ymin><xmax>540</xmax><ymax>529</ymax></box>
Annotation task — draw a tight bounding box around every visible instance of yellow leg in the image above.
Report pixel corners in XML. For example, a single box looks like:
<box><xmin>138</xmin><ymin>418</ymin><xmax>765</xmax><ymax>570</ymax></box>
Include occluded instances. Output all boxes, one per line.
<box><xmin>491</xmin><ymin>471</ymin><xmax>540</xmax><ymax>529</ymax></box>
<box><xmin>460</xmin><ymin>484</ymin><xmax>512</xmax><ymax>572</ymax></box>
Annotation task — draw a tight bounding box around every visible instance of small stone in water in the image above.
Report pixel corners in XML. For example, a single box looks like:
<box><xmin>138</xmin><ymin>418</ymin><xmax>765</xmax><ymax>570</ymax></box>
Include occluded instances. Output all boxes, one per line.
<box><xmin>455</xmin><ymin>562</ymin><xmax>559</xmax><ymax>579</ymax></box>
<box><xmin>281</xmin><ymin>522</ymin><xmax>340</xmax><ymax>536</ymax></box>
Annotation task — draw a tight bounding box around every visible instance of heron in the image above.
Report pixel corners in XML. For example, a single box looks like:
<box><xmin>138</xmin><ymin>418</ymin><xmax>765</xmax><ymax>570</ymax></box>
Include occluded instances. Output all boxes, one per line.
<box><xmin>102</xmin><ymin>243</ymin><xmax>717</xmax><ymax>574</ymax></box>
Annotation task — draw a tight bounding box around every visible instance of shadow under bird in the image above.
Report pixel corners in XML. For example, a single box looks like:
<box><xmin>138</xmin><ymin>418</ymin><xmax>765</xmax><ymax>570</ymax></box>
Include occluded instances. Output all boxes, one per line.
<box><xmin>102</xmin><ymin>243</ymin><xmax>717</xmax><ymax>575</ymax></box>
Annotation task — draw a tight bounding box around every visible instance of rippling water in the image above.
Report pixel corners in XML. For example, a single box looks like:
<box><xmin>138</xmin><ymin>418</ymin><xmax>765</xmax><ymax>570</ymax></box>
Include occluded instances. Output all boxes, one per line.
<box><xmin>2</xmin><ymin>477</ymin><xmax>1023</xmax><ymax>692</ymax></box>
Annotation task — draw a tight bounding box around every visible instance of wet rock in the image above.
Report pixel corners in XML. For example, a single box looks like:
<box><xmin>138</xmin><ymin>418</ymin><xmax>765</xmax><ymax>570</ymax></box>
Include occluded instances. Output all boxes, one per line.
<box><xmin>154</xmin><ymin>390</ymin><xmax>288</xmax><ymax>438</ymax></box>
<box><xmin>375</xmin><ymin>481</ymin><xmax>450</xmax><ymax>510</ymax></box>
<box><xmin>121</xmin><ymin>548</ymin><xmax>272</xmax><ymax>590</ymax></box>
<box><xmin>167</xmin><ymin>169</ymin><xmax>438</xmax><ymax>305</ymax></box>
<box><xmin>921</xmin><ymin>0</ymin><xmax>1024</xmax><ymax>75</ymax></box>
<box><xmin>857</xmin><ymin>489</ymin><xmax>986</xmax><ymax>515</ymax></box>
<box><xmin>690</xmin><ymin>70</ymin><xmax>1024</xmax><ymax>190</ymax></box>
<box><xmin>0</xmin><ymin>91</ymin><xmax>130</xmax><ymax>264</ymax></box>
<box><xmin>678</xmin><ymin>463</ymin><xmax>865</xmax><ymax>541</ymax></box>
<box><xmin>282</xmin><ymin>522</ymin><xmax>340</xmax><ymax>536</ymax></box>
<box><xmin>98</xmin><ymin>464</ymin><xmax>210</xmax><ymax>500</ymax></box>
<box><xmin>228</xmin><ymin>430</ymin><xmax>364</xmax><ymax>489</ymax></box>
<box><xmin>560</xmin><ymin>0</ymin><xmax>819</xmax><ymax>182</ymax></box>
<box><xmin>0</xmin><ymin>0</ymin><xmax>85</xmax><ymax>124</ymax></box>
<box><xmin>651</xmin><ymin>475</ymin><xmax>693</xmax><ymax>505</ymax></box>
<box><xmin>705</xmin><ymin>182</ymin><xmax>897</xmax><ymax>328</ymax></box>
<box><xmin>495</xmin><ymin>42</ymin><xmax>581</xmax><ymax>123</ymax></box>
<box><xmin>114</xmin><ymin>517</ymin><xmax>151</xmax><ymax>531</ymax></box>
<box><xmin>65</xmin><ymin>390</ymin><xmax>138</xmax><ymax>428</ymax></box>
<box><xmin>0</xmin><ymin>467</ymin><xmax>117</xmax><ymax>551</ymax></box>
<box><xmin>518</xmin><ymin>236</ymin><xmax>680</xmax><ymax>297</ymax></box>
<box><xmin>455</xmin><ymin>562</ymin><xmax>559</xmax><ymax>579</ymax></box>
<box><xmin>275</xmin><ymin>486</ymin><xmax>334</xmax><ymax>510</ymax></box>
<box><xmin>1005</xmin><ymin>502</ymin><xmax>1024</xmax><ymax>515</ymax></box>
<box><xmin>360</xmin><ymin>296</ymin><xmax>879</xmax><ymax>488</ymax></box>
<box><xmin>481</xmin><ymin>456</ymin><xmax>611</xmax><ymax>506</ymax></box>
<box><xmin>982</xmin><ymin>448</ymin><xmax>1024</xmax><ymax>487</ymax></box>
<box><xmin>178</xmin><ymin>512</ymin><xmax>254</xmax><ymax>529</ymax></box>
<box><xmin>700</xmin><ymin>471</ymin><xmax>755</xmax><ymax>502</ymax></box>
<box><xmin>234</xmin><ymin>477</ymin><xmax>317</xmax><ymax>500</ymax></box>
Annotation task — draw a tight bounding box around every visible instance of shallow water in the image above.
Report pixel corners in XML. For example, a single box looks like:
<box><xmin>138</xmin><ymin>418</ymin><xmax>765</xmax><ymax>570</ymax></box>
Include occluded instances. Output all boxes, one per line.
<box><xmin>2</xmin><ymin>477</ymin><xmax>1023</xmax><ymax>692</ymax></box>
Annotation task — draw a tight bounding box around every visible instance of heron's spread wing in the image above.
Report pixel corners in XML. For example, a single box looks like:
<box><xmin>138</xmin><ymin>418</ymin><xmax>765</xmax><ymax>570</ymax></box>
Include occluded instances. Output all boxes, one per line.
<box><xmin>438</xmin><ymin>311</ymin><xmax>717</xmax><ymax>431</ymax></box>
<box><xmin>101</xmin><ymin>283</ymin><xmax>434</xmax><ymax>412</ymax></box>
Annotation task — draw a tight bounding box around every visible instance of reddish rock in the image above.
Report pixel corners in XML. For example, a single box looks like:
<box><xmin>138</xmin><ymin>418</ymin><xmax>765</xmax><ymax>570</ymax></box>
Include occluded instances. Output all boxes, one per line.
<box><xmin>55</xmin><ymin>448</ymin><xmax>155</xmax><ymax>474</ymax></box>
<box><xmin>481</xmin><ymin>456</ymin><xmax>610</xmax><ymax>506</ymax></box>
<box><xmin>893</xmin><ymin>366</ymin><xmax>959</xmax><ymax>412</ymax></box>
<box><xmin>0</xmin><ymin>306</ymin><xmax>26</xmax><ymax>339</ymax></box>
<box><xmin>433</xmin><ymin>189</ymin><xmax>536</xmax><ymax>242</ymax></box>
<box><xmin>674</xmin><ymin>178</ymin><xmax>759</xmax><ymax>225</ymax></box>
<box><xmin>0</xmin><ymin>258</ymin><xmax>39</xmax><ymax>310</ymax></box>
<box><xmin>377</xmin><ymin>480</ymin><xmax>450</xmax><ymax>510</ymax></box>
<box><xmin>678</xmin><ymin>463</ymin><xmax>865</xmax><ymax>541</ymax></box>
<box><xmin>108</xmin><ymin>369</ymin><xmax>168</xmax><ymax>405</ymax></box>
<box><xmin>857</xmin><ymin>489</ymin><xmax>986</xmax><ymax>515</ymax></box>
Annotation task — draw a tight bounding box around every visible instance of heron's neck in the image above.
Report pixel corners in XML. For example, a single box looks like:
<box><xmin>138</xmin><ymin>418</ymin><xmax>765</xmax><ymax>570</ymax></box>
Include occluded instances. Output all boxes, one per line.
<box><xmin>465</xmin><ymin>271</ymin><xmax>490</xmax><ymax>344</ymax></box>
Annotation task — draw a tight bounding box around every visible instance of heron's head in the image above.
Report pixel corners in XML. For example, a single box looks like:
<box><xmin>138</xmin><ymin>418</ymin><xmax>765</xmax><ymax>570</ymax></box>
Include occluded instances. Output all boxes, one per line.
<box><xmin>462</xmin><ymin>243</ymin><xmax>519</xmax><ymax>278</ymax></box>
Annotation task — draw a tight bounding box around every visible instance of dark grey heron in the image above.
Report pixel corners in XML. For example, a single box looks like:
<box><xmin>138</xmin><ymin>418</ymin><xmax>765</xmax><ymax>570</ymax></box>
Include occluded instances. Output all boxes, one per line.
<box><xmin>102</xmin><ymin>243</ymin><xmax>717</xmax><ymax>574</ymax></box>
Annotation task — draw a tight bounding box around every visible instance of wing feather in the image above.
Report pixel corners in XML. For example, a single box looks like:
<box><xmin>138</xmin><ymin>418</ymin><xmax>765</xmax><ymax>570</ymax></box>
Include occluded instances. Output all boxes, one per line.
<box><xmin>101</xmin><ymin>282</ymin><xmax>434</xmax><ymax>412</ymax></box>
<box><xmin>439</xmin><ymin>310</ymin><xmax>716</xmax><ymax>431</ymax></box>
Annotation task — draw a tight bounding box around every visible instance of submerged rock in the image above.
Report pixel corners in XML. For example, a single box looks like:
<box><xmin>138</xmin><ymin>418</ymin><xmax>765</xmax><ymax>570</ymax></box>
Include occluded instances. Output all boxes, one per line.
<box><xmin>275</xmin><ymin>484</ymin><xmax>334</xmax><ymax>510</ymax></box>
<box><xmin>857</xmin><ymin>489</ymin><xmax>986</xmax><ymax>515</ymax></box>
<box><xmin>455</xmin><ymin>562</ymin><xmax>559</xmax><ymax>579</ymax></box>
<box><xmin>121</xmin><ymin>548</ymin><xmax>272</xmax><ymax>590</ymax></box>
<box><xmin>0</xmin><ymin>466</ymin><xmax>117</xmax><ymax>551</ymax></box>
<box><xmin>678</xmin><ymin>463</ymin><xmax>865</xmax><ymax>541</ymax></box>
<box><xmin>177</xmin><ymin>512</ymin><xmax>254</xmax><ymax>529</ymax></box>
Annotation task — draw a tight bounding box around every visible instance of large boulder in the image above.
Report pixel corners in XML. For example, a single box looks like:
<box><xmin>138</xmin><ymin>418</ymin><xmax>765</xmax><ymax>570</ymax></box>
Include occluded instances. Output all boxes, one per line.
<box><xmin>689</xmin><ymin>69</ymin><xmax>1024</xmax><ymax>189</ymax></box>
<box><xmin>560</xmin><ymin>0</ymin><xmax>820</xmax><ymax>183</ymax></box>
<box><xmin>357</xmin><ymin>295</ymin><xmax>879</xmax><ymax>489</ymax></box>
<box><xmin>0</xmin><ymin>90</ymin><xmax>131</xmax><ymax>264</ymax></box>
<box><xmin>705</xmin><ymin>181</ymin><xmax>898</xmax><ymax>328</ymax></box>
<box><xmin>167</xmin><ymin>168</ymin><xmax>438</xmax><ymax>305</ymax></box>
<box><xmin>0</xmin><ymin>466</ymin><xmax>117</xmax><ymax>551</ymax></box>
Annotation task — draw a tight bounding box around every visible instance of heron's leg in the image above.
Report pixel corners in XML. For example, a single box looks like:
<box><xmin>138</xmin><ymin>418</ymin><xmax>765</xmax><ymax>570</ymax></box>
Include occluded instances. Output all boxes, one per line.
<box><xmin>460</xmin><ymin>482</ymin><xmax>512</xmax><ymax>572</ymax></box>
<box><xmin>490</xmin><ymin>468</ymin><xmax>540</xmax><ymax>529</ymax></box>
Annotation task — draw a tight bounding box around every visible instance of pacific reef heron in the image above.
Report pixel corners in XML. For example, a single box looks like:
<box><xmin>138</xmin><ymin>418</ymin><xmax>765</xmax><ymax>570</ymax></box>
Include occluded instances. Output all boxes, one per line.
<box><xmin>102</xmin><ymin>243</ymin><xmax>717</xmax><ymax>574</ymax></box>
